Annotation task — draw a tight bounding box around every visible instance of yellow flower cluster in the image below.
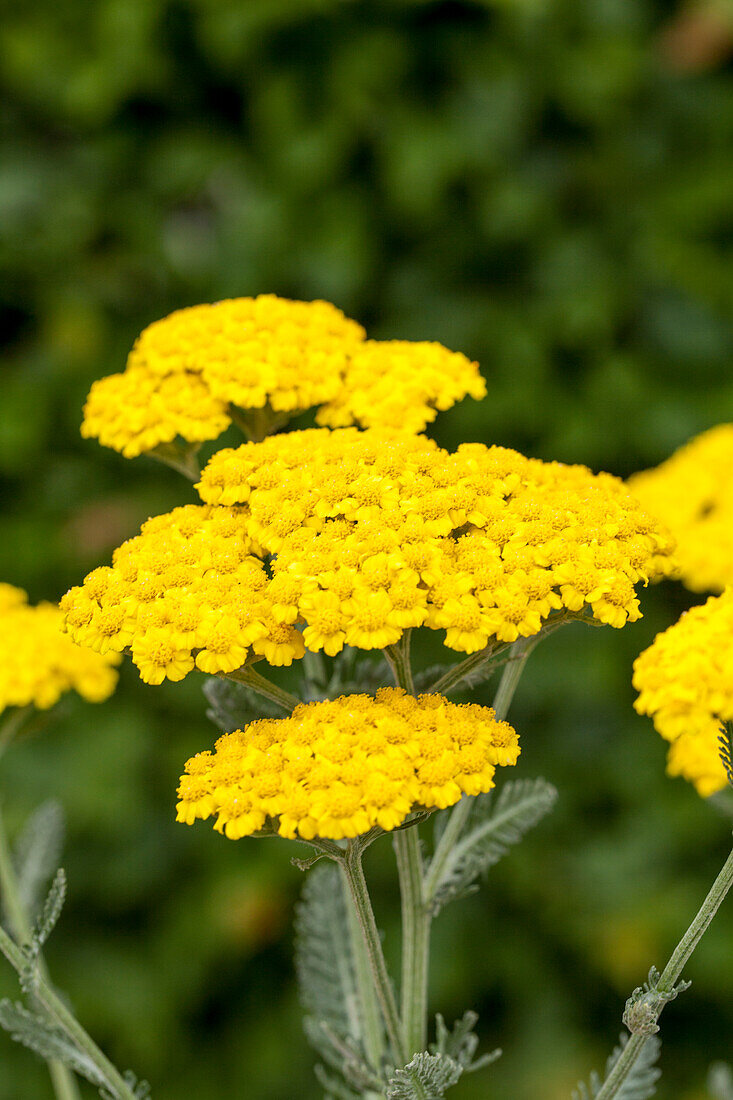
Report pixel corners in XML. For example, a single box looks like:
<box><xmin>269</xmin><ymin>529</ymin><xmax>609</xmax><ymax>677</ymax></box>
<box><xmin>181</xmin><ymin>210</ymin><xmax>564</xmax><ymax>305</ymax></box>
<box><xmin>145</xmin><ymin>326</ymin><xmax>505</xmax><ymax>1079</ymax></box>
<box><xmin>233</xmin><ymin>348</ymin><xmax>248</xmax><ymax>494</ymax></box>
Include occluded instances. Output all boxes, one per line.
<box><xmin>80</xmin><ymin>296</ymin><xmax>486</xmax><ymax>458</ymax></box>
<box><xmin>633</xmin><ymin>589</ymin><xmax>733</xmax><ymax>796</ymax></box>
<box><xmin>315</xmin><ymin>340</ymin><xmax>486</xmax><ymax>433</ymax></box>
<box><xmin>62</xmin><ymin>429</ymin><xmax>674</xmax><ymax>687</ymax></box>
<box><xmin>0</xmin><ymin>585</ymin><xmax>119</xmax><ymax>715</ymax></box>
<box><xmin>81</xmin><ymin>296</ymin><xmax>365</xmax><ymax>458</ymax></box>
<box><xmin>628</xmin><ymin>425</ymin><xmax>733</xmax><ymax>592</ymax></box>
<box><xmin>176</xmin><ymin>688</ymin><xmax>519</xmax><ymax>840</ymax></box>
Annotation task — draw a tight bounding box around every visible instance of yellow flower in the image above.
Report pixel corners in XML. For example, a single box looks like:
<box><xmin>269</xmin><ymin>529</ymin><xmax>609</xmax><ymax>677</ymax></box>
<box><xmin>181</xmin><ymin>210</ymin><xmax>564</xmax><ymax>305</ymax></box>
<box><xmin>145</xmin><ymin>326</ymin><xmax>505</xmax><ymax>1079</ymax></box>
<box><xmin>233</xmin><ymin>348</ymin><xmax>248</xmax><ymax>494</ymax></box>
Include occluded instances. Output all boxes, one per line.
<box><xmin>81</xmin><ymin>298</ymin><xmax>491</xmax><ymax>459</ymax></box>
<box><xmin>629</xmin><ymin>424</ymin><xmax>733</xmax><ymax>592</ymax></box>
<box><xmin>176</xmin><ymin>688</ymin><xmax>519</xmax><ymax>841</ymax></box>
<box><xmin>633</xmin><ymin>588</ymin><xmax>733</xmax><ymax>795</ymax></box>
<box><xmin>63</xmin><ymin>430</ymin><xmax>674</xmax><ymax>685</ymax></box>
<box><xmin>0</xmin><ymin>586</ymin><xmax>119</xmax><ymax>714</ymax></box>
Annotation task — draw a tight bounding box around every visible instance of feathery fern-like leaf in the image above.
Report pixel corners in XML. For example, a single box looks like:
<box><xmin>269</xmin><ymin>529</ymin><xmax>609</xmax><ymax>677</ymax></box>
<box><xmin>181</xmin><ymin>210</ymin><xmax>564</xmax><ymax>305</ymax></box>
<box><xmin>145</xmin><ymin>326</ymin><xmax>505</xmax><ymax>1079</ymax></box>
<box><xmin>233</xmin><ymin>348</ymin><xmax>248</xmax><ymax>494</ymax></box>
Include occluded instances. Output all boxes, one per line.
<box><xmin>203</xmin><ymin>676</ymin><xmax>282</xmax><ymax>732</ymax></box>
<box><xmin>11</xmin><ymin>801</ymin><xmax>65</xmax><ymax>927</ymax></box>
<box><xmin>386</xmin><ymin>1052</ymin><xmax>463</xmax><ymax>1099</ymax></box>
<box><xmin>32</xmin><ymin>868</ymin><xmax>66</xmax><ymax>952</ymax></box>
<box><xmin>431</xmin><ymin>778</ymin><xmax>557</xmax><ymax>913</ymax></box>
<box><xmin>572</xmin><ymin>1034</ymin><xmax>662</xmax><ymax>1100</ymax></box>
<box><xmin>0</xmin><ymin>1000</ymin><xmax>105</xmax><ymax>1087</ymax></box>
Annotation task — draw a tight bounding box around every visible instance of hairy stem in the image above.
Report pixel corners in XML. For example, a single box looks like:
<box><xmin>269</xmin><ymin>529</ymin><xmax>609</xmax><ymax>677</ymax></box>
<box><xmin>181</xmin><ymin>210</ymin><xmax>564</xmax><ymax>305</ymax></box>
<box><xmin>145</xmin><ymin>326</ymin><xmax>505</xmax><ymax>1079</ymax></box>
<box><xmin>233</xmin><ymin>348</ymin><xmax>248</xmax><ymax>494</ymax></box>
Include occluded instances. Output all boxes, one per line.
<box><xmin>341</xmin><ymin>842</ymin><xmax>407</xmax><ymax>1066</ymax></box>
<box><xmin>223</xmin><ymin>665</ymin><xmax>300</xmax><ymax>712</ymax></box>
<box><xmin>594</xmin><ymin>844</ymin><xmax>733</xmax><ymax>1100</ymax></box>
<box><xmin>340</xmin><ymin>864</ymin><xmax>386</xmax><ymax>1073</ymax></box>
<box><xmin>393</xmin><ymin>826</ymin><xmax>429</xmax><ymax>1056</ymax></box>
<box><xmin>0</xmin><ymin>922</ymin><xmax>137</xmax><ymax>1100</ymax></box>
<box><xmin>425</xmin><ymin>637</ymin><xmax>533</xmax><ymax>903</ymax></box>
<box><xmin>0</xmin><ymin>813</ymin><xmax>81</xmax><ymax>1100</ymax></box>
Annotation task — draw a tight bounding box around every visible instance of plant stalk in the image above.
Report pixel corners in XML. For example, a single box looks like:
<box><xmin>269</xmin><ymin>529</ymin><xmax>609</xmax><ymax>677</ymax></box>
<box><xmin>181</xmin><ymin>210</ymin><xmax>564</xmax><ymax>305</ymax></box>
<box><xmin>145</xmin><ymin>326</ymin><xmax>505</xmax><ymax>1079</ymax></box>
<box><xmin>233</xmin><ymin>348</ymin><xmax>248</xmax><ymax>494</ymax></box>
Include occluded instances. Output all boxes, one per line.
<box><xmin>425</xmin><ymin>637</ymin><xmax>534</xmax><ymax>904</ymax></box>
<box><xmin>224</xmin><ymin>665</ymin><xmax>300</xmax><ymax>712</ymax></box>
<box><xmin>0</xmin><ymin>920</ymin><xmax>137</xmax><ymax>1100</ymax></box>
<box><xmin>341</xmin><ymin>842</ymin><xmax>407</xmax><ymax>1066</ymax></box>
<box><xmin>393</xmin><ymin>826</ymin><xmax>429</xmax><ymax>1056</ymax></box>
<box><xmin>0</xmin><ymin>813</ymin><xmax>82</xmax><ymax>1100</ymax></box>
<box><xmin>339</xmin><ymin>864</ymin><xmax>386</xmax><ymax>1074</ymax></box>
<box><xmin>594</xmin><ymin>844</ymin><xmax>733</xmax><ymax>1100</ymax></box>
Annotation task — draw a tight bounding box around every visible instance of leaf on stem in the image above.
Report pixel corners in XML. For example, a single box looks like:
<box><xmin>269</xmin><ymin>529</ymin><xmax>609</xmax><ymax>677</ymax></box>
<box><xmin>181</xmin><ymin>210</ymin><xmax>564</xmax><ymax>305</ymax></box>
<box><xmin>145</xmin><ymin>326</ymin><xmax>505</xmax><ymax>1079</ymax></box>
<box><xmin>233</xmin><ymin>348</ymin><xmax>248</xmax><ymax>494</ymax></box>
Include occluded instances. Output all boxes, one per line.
<box><xmin>203</xmin><ymin>675</ymin><xmax>282</xmax><ymax>732</ymax></box>
<box><xmin>385</xmin><ymin>1052</ymin><xmax>463</xmax><ymax>1099</ymax></box>
<box><xmin>12</xmin><ymin>801</ymin><xmax>65</xmax><ymax>925</ymax></box>
<box><xmin>295</xmin><ymin>863</ymin><xmax>378</xmax><ymax>1092</ymax></box>
<box><xmin>32</xmin><ymin>868</ymin><xmax>66</xmax><ymax>953</ymax></box>
<box><xmin>0</xmin><ymin>999</ymin><xmax>105</xmax><ymax>1087</ymax></box>
<box><xmin>431</xmin><ymin>1011</ymin><xmax>500</xmax><ymax>1074</ymax></box>
<box><xmin>572</xmin><ymin>1033</ymin><xmax>662</xmax><ymax>1100</ymax></box>
<box><xmin>430</xmin><ymin>778</ymin><xmax>558</xmax><ymax>914</ymax></box>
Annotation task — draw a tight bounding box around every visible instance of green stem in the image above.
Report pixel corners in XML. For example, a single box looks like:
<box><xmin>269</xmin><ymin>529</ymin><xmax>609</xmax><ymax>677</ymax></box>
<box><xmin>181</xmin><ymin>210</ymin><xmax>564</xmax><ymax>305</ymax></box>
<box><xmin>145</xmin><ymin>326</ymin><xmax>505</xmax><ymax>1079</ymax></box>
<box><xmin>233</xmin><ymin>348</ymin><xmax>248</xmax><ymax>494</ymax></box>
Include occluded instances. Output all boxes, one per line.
<box><xmin>393</xmin><ymin>827</ymin><xmax>429</xmax><ymax>1056</ymax></box>
<box><xmin>0</xmin><ymin>919</ymin><xmax>136</xmax><ymax>1100</ymax></box>
<box><xmin>341</xmin><ymin>842</ymin><xmax>407</xmax><ymax>1066</ymax></box>
<box><xmin>223</xmin><ymin>665</ymin><xmax>300</xmax><ymax>712</ymax></box>
<box><xmin>339</xmin><ymin>864</ymin><xmax>386</xmax><ymax>1074</ymax></box>
<box><xmin>149</xmin><ymin>442</ymin><xmax>200</xmax><ymax>481</ymax></box>
<box><xmin>428</xmin><ymin>646</ymin><xmax>498</xmax><ymax>697</ymax></box>
<box><xmin>0</xmin><ymin>806</ymin><xmax>81</xmax><ymax>1100</ymax></box>
<box><xmin>594</xmin><ymin>845</ymin><xmax>733</xmax><ymax>1100</ymax></box>
<box><xmin>0</xmin><ymin>707</ymin><xmax>34</xmax><ymax>765</ymax></box>
<box><xmin>424</xmin><ymin>637</ymin><xmax>533</xmax><ymax>905</ymax></box>
<box><xmin>229</xmin><ymin>405</ymin><xmax>293</xmax><ymax>443</ymax></box>
<box><xmin>384</xmin><ymin>633</ymin><xmax>415</xmax><ymax>696</ymax></box>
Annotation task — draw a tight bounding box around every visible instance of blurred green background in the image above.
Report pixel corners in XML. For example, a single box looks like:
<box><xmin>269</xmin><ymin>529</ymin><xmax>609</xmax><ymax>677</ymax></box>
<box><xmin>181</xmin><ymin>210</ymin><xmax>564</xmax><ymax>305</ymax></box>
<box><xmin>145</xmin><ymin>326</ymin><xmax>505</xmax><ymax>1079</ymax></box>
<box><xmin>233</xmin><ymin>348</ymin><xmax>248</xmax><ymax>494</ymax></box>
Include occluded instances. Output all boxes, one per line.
<box><xmin>1</xmin><ymin>0</ymin><xmax>732</xmax><ymax>1096</ymax></box>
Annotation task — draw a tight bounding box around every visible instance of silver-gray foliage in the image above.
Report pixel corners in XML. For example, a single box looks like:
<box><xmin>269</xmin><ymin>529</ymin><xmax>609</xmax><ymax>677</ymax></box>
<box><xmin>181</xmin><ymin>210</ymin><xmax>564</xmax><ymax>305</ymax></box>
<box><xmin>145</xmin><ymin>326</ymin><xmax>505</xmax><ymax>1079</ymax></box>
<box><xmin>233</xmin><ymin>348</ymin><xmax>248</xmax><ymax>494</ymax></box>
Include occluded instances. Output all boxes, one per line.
<box><xmin>431</xmin><ymin>1011</ymin><xmax>501</xmax><ymax>1074</ymax></box>
<box><xmin>0</xmin><ymin>1000</ymin><xmax>106</xmax><ymax>1087</ymax></box>
<box><xmin>203</xmin><ymin>676</ymin><xmax>282</xmax><ymax>732</ymax></box>
<box><xmin>32</xmin><ymin>867</ymin><xmax>66</xmax><ymax>953</ymax></box>
<box><xmin>296</xmin><ymin>863</ymin><xmax>381</xmax><ymax>1094</ymax></box>
<box><xmin>431</xmin><ymin>778</ymin><xmax>558</xmax><ymax>913</ymax></box>
<box><xmin>572</xmin><ymin>1034</ymin><xmax>662</xmax><ymax>1100</ymax></box>
<box><xmin>385</xmin><ymin>1052</ymin><xmax>463</xmax><ymax>1099</ymax></box>
<box><xmin>12</xmin><ymin>801</ymin><xmax>65</xmax><ymax>927</ymax></box>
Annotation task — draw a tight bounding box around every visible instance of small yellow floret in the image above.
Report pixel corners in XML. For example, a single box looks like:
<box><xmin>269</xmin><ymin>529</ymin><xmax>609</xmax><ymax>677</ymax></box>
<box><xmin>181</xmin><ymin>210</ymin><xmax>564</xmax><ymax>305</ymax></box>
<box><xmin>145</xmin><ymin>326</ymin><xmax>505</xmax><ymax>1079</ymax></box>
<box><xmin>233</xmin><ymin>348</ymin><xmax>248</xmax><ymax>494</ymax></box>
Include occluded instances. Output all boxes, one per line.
<box><xmin>63</xmin><ymin>430</ymin><xmax>674</xmax><ymax>685</ymax></box>
<box><xmin>629</xmin><ymin>425</ymin><xmax>733</xmax><ymax>593</ymax></box>
<box><xmin>633</xmin><ymin>588</ymin><xmax>733</xmax><ymax>796</ymax></box>
<box><xmin>175</xmin><ymin>688</ymin><xmax>519</xmax><ymax>840</ymax></box>
<box><xmin>0</xmin><ymin>586</ymin><xmax>119</xmax><ymax>715</ymax></box>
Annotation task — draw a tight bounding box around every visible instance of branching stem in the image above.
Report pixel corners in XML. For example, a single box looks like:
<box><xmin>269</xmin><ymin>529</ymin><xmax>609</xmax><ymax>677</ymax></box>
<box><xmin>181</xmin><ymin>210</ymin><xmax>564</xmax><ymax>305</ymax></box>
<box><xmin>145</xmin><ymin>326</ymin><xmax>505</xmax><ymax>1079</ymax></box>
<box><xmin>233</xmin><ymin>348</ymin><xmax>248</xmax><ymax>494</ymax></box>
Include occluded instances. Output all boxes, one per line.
<box><xmin>0</xmin><ymin>920</ymin><xmax>137</xmax><ymax>1100</ymax></box>
<box><xmin>424</xmin><ymin>637</ymin><xmax>534</xmax><ymax>905</ymax></box>
<box><xmin>223</xmin><ymin>665</ymin><xmax>300</xmax><ymax>712</ymax></box>
<box><xmin>593</xmin><ymin>844</ymin><xmax>733</xmax><ymax>1100</ymax></box>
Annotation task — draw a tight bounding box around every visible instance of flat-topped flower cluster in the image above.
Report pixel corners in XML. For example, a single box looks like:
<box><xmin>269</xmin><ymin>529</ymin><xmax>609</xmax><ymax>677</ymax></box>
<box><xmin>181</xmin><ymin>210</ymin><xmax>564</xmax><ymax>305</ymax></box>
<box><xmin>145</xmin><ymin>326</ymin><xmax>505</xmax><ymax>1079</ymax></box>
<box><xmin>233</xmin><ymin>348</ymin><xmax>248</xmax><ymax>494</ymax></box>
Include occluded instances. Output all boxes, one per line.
<box><xmin>0</xmin><ymin>584</ymin><xmax>119</xmax><ymax>714</ymax></box>
<box><xmin>80</xmin><ymin>295</ymin><xmax>484</xmax><ymax>458</ymax></box>
<box><xmin>176</xmin><ymin>688</ymin><xmax>519</xmax><ymax>840</ymax></box>
<box><xmin>633</xmin><ymin>588</ymin><xmax>733</xmax><ymax>796</ymax></box>
<box><xmin>629</xmin><ymin>424</ymin><xmax>733</xmax><ymax>593</ymax></box>
<box><xmin>61</xmin><ymin>428</ymin><xmax>674</xmax><ymax>686</ymax></box>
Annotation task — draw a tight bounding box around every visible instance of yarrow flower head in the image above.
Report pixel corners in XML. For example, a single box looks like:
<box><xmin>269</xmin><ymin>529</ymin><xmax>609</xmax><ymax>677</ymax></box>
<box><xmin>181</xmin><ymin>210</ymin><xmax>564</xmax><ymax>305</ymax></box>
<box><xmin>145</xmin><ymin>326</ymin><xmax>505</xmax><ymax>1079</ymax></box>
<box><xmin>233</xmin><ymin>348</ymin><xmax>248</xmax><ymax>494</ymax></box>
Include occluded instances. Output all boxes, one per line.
<box><xmin>80</xmin><ymin>296</ymin><xmax>485</xmax><ymax>459</ymax></box>
<box><xmin>176</xmin><ymin>688</ymin><xmax>519</xmax><ymax>840</ymax></box>
<box><xmin>0</xmin><ymin>585</ymin><xmax>119</xmax><ymax>714</ymax></box>
<box><xmin>315</xmin><ymin>340</ymin><xmax>486</xmax><ymax>434</ymax></box>
<box><xmin>628</xmin><ymin>425</ymin><xmax>733</xmax><ymax>592</ymax></box>
<box><xmin>62</xmin><ymin>429</ymin><xmax>674</xmax><ymax>687</ymax></box>
<box><xmin>633</xmin><ymin>588</ymin><xmax>733</xmax><ymax>796</ymax></box>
